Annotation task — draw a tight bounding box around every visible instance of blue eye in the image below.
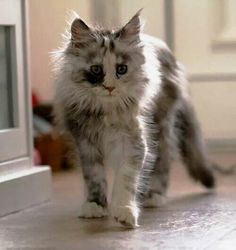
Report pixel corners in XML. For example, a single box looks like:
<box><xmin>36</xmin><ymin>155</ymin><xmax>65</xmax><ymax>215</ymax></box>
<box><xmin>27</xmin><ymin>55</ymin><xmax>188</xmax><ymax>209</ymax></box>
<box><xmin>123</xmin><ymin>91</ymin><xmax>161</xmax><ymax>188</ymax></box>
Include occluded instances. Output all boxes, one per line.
<box><xmin>116</xmin><ymin>64</ymin><xmax>127</xmax><ymax>75</ymax></box>
<box><xmin>90</xmin><ymin>65</ymin><xmax>103</xmax><ymax>75</ymax></box>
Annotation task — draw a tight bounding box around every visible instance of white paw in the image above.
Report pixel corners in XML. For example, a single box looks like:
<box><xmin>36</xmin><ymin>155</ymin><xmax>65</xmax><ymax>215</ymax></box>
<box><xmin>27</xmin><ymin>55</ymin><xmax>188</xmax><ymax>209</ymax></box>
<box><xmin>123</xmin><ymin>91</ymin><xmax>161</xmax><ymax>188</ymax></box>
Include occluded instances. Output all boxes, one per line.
<box><xmin>78</xmin><ymin>202</ymin><xmax>108</xmax><ymax>218</ymax></box>
<box><xmin>111</xmin><ymin>204</ymin><xmax>139</xmax><ymax>228</ymax></box>
<box><xmin>142</xmin><ymin>193</ymin><xmax>166</xmax><ymax>208</ymax></box>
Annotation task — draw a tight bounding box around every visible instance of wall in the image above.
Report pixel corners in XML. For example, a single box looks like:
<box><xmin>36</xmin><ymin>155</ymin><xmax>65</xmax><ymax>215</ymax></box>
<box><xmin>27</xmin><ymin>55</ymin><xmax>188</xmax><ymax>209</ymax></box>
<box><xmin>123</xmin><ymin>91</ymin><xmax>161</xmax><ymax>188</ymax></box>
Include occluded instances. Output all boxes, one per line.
<box><xmin>28</xmin><ymin>0</ymin><xmax>91</xmax><ymax>103</ymax></box>
<box><xmin>119</xmin><ymin>0</ymin><xmax>166</xmax><ymax>40</ymax></box>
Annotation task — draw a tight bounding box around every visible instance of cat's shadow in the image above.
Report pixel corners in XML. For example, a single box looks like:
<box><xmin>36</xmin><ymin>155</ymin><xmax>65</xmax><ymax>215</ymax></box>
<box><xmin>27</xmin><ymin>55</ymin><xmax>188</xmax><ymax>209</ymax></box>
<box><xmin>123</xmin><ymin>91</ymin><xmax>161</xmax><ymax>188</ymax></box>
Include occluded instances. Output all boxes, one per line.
<box><xmin>155</xmin><ymin>190</ymin><xmax>216</xmax><ymax>211</ymax></box>
<box><xmin>78</xmin><ymin>217</ymin><xmax>132</xmax><ymax>234</ymax></box>
<box><xmin>164</xmin><ymin>190</ymin><xmax>216</xmax><ymax>210</ymax></box>
<box><xmin>79</xmin><ymin>191</ymin><xmax>216</xmax><ymax>234</ymax></box>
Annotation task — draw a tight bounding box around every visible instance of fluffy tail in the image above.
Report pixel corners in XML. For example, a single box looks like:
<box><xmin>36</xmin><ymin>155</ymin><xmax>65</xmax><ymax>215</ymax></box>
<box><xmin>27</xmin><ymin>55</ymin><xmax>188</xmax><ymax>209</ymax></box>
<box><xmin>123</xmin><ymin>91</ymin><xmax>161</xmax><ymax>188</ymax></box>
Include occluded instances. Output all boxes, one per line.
<box><xmin>175</xmin><ymin>98</ymin><xmax>215</xmax><ymax>188</ymax></box>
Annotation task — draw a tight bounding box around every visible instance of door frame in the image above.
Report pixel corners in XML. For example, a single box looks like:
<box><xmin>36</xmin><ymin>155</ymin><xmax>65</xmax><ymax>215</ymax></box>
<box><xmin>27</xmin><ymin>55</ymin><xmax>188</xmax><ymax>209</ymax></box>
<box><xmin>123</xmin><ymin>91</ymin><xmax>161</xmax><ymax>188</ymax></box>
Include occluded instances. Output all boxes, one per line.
<box><xmin>0</xmin><ymin>0</ymin><xmax>32</xmax><ymax>170</ymax></box>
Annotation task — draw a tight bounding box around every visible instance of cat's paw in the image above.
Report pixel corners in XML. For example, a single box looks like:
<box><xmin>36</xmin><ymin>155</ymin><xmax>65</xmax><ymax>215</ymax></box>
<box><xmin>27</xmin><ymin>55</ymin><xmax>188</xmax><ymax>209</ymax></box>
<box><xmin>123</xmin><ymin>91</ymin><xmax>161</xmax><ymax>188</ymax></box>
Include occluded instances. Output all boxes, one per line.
<box><xmin>111</xmin><ymin>205</ymin><xmax>139</xmax><ymax>228</ymax></box>
<box><xmin>78</xmin><ymin>202</ymin><xmax>108</xmax><ymax>218</ymax></box>
<box><xmin>142</xmin><ymin>193</ymin><xmax>166</xmax><ymax>208</ymax></box>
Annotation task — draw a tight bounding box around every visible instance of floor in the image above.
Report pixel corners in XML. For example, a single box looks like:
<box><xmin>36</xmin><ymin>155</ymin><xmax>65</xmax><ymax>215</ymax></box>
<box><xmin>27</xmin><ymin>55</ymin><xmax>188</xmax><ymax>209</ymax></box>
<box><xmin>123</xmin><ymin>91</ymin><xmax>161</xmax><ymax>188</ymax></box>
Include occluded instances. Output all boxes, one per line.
<box><xmin>0</xmin><ymin>152</ymin><xmax>236</xmax><ymax>250</ymax></box>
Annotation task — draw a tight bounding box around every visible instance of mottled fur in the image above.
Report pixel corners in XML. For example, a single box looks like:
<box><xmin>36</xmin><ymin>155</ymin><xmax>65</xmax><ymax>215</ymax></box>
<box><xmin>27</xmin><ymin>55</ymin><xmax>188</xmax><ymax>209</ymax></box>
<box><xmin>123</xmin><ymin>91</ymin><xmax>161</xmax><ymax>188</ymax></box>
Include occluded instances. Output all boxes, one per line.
<box><xmin>53</xmin><ymin>11</ymin><xmax>215</xmax><ymax>228</ymax></box>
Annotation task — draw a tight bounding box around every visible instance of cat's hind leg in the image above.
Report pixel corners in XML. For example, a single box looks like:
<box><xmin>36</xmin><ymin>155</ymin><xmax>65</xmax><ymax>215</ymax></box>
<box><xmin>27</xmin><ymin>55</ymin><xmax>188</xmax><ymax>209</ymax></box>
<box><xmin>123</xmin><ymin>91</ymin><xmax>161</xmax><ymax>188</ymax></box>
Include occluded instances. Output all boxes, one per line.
<box><xmin>142</xmin><ymin>121</ymin><xmax>171</xmax><ymax>208</ymax></box>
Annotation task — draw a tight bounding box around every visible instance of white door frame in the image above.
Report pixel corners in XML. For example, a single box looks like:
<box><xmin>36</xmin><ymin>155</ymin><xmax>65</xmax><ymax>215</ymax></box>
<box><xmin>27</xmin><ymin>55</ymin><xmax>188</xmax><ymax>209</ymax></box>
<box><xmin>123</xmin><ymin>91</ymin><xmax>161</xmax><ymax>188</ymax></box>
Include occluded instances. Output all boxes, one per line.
<box><xmin>0</xmin><ymin>0</ymin><xmax>51</xmax><ymax>217</ymax></box>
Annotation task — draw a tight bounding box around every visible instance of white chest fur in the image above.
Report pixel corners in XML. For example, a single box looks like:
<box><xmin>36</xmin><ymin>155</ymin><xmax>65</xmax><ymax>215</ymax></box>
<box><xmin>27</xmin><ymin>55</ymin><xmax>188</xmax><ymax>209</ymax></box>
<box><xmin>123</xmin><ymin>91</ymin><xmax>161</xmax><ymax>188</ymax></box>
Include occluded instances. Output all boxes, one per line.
<box><xmin>103</xmin><ymin>126</ymin><xmax>126</xmax><ymax>170</ymax></box>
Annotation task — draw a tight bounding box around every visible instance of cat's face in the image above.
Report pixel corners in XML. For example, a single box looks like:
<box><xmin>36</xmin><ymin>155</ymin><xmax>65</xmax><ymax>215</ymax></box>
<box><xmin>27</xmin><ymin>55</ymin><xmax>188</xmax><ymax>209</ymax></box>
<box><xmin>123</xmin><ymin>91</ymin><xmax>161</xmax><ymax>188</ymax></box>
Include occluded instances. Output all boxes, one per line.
<box><xmin>64</xmin><ymin>11</ymin><xmax>146</xmax><ymax>111</ymax></box>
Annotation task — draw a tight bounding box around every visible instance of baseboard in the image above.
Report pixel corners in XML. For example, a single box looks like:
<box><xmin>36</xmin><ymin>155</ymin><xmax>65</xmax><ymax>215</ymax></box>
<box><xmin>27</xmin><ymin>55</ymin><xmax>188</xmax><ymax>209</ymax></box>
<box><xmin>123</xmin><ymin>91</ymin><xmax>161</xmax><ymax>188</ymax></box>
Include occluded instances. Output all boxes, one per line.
<box><xmin>206</xmin><ymin>138</ymin><xmax>236</xmax><ymax>152</ymax></box>
<box><xmin>0</xmin><ymin>166</ymin><xmax>51</xmax><ymax>217</ymax></box>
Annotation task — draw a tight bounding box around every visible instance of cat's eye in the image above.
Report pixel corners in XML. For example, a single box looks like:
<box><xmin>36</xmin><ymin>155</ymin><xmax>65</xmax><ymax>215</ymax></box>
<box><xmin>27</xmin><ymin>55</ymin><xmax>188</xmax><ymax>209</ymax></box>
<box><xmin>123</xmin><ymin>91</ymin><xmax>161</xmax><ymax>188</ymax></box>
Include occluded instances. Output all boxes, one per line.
<box><xmin>116</xmin><ymin>64</ymin><xmax>128</xmax><ymax>75</ymax></box>
<box><xmin>90</xmin><ymin>65</ymin><xmax>103</xmax><ymax>75</ymax></box>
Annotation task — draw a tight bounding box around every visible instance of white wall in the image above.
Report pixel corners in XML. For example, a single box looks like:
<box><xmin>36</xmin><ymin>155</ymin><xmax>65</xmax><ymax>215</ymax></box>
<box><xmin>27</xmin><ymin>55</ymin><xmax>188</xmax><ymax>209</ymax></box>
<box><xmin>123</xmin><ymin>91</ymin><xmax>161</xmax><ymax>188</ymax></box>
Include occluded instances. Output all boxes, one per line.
<box><xmin>28</xmin><ymin>0</ymin><xmax>91</xmax><ymax>103</ymax></box>
<box><xmin>119</xmin><ymin>0</ymin><xmax>166</xmax><ymax>40</ymax></box>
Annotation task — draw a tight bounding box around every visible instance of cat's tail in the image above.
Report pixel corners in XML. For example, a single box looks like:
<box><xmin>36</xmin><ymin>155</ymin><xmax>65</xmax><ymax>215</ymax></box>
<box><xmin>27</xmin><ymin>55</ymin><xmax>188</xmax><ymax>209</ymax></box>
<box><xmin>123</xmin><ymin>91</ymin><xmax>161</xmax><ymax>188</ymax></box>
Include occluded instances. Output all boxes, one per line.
<box><xmin>175</xmin><ymin>98</ymin><xmax>215</xmax><ymax>189</ymax></box>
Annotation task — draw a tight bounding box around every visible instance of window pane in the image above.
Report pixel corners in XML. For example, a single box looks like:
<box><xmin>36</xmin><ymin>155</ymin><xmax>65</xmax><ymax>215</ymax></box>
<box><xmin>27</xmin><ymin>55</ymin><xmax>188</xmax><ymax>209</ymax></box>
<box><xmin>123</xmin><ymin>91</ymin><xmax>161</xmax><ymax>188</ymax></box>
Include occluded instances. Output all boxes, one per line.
<box><xmin>0</xmin><ymin>26</ymin><xmax>18</xmax><ymax>129</ymax></box>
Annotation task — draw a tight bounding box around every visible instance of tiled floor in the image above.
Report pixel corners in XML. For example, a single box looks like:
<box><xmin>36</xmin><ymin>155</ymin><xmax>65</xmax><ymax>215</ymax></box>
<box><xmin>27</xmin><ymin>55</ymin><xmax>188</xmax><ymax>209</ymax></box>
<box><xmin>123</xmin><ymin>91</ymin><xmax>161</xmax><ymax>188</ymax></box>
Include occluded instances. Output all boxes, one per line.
<box><xmin>0</xmin><ymin>152</ymin><xmax>236</xmax><ymax>250</ymax></box>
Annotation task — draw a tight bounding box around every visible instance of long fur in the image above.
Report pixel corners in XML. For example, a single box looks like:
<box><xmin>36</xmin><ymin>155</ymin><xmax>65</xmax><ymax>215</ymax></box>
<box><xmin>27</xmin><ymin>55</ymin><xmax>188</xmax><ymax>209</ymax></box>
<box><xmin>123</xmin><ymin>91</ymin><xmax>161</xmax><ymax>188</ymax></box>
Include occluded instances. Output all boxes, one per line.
<box><xmin>53</xmin><ymin>11</ymin><xmax>215</xmax><ymax>228</ymax></box>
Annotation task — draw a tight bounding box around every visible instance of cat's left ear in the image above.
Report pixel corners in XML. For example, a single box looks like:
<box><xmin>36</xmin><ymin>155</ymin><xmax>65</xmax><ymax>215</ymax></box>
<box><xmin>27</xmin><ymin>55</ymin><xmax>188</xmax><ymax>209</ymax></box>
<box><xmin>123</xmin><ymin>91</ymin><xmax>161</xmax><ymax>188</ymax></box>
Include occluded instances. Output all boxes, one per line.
<box><xmin>115</xmin><ymin>9</ymin><xmax>142</xmax><ymax>43</ymax></box>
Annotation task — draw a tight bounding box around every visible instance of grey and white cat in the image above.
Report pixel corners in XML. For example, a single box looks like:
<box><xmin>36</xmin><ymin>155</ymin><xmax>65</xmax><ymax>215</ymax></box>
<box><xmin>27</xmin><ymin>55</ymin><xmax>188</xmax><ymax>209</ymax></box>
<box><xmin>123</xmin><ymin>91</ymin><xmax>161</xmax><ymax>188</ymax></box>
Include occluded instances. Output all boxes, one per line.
<box><xmin>53</xmin><ymin>11</ymin><xmax>215</xmax><ymax>228</ymax></box>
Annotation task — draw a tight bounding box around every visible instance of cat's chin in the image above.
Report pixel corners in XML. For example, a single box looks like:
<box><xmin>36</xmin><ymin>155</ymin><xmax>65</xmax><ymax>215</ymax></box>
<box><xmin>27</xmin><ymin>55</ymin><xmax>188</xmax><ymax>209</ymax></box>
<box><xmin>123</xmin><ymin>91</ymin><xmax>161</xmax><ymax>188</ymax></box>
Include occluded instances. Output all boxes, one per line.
<box><xmin>101</xmin><ymin>94</ymin><xmax>117</xmax><ymax>100</ymax></box>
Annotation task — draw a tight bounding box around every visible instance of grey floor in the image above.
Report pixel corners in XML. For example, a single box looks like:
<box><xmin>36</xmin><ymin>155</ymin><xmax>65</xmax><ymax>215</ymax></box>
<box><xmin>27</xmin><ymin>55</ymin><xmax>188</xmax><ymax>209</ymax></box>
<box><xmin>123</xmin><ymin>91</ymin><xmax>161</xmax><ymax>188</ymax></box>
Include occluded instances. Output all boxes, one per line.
<box><xmin>1</xmin><ymin>152</ymin><xmax>236</xmax><ymax>250</ymax></box>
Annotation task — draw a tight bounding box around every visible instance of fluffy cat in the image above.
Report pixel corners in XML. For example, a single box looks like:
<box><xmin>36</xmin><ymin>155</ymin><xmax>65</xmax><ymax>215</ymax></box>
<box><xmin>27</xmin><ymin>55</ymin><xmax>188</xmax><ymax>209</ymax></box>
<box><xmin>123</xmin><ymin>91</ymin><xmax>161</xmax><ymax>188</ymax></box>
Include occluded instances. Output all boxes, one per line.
<box><xmin>53</xmin><ymin>10</ymin><xmax>215</xmax><ymax>228</ymax></box>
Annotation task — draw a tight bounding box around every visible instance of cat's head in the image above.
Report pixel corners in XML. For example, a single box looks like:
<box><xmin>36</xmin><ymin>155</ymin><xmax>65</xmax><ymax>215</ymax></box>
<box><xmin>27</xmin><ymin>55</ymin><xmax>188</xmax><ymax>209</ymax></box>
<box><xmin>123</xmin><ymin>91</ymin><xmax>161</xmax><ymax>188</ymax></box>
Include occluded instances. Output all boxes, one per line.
<box><xmin>61</xmin><ymin>10</ymin><xmax>146</xmax><ymax>112</ymax></box>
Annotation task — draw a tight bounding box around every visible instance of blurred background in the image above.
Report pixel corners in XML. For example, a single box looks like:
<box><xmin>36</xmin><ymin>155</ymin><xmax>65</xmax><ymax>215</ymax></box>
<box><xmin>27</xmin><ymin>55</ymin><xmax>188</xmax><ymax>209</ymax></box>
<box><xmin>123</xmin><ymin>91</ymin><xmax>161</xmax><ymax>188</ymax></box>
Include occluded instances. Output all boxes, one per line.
<box><xmin>1</xmin><ymin>0</ymin><xmax>236</xmax><ymax>172</ymax></box>
<box><xmin>28</xmin><ymin>0</ymin><xmax>236</xmax><ymax>170</ymax></box>
<box><xmin>28</xmin><ymin>0</ymin><xmax>236</xmax><ymax>140</ymax></box>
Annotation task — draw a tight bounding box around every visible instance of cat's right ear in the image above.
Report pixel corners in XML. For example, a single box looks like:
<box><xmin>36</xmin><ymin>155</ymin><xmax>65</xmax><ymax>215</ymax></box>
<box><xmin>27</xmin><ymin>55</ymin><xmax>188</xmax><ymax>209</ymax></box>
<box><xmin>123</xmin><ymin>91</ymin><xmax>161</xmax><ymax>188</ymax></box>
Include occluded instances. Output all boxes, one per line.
<box><xmin>71</xmin><ymin>18</ymin><xmax>94</xmax><ymax>45</ymax></box>
<box><xmin>115</xmin><ymin>9</ymin><xmax>142</xmax><ymax>44</ymax></box>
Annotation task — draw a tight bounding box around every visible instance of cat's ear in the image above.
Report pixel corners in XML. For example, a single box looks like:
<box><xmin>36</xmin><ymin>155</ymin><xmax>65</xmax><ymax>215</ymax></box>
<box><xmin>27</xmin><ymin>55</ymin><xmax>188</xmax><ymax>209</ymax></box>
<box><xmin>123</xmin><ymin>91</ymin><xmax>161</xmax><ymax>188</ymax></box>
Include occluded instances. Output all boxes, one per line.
<box><xmin>71</xmin><ymin>18</ymin><xmax>94</xmax><ymax>45</ymax></box>
<box><xmin>115</xmin><ymin>9</ymin><xmax>142</xmax><ymax>43</ymax></box>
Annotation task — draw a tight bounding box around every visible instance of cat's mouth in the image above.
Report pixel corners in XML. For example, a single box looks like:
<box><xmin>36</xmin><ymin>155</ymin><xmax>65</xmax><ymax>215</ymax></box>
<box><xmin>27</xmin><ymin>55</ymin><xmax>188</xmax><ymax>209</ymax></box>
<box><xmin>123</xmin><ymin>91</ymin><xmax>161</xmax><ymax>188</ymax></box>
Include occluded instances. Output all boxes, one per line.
<box><xmin>100</xmin><ymin>89</ymin><xmax>120</xmax><ymax>98</ymax></box>
<box><xmin>102</xmin><ymin>92</ymin><xmax>116</xmax><ymax>97</ymax></box>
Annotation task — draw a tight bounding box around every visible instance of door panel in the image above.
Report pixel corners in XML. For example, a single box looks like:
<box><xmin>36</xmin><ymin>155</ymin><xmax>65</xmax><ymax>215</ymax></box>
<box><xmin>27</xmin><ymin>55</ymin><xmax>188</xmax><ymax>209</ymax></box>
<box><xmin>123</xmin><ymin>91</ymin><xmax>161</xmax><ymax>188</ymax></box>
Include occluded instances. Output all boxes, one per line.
<box><xmin>173</xmin><ymin>0</ymin><xmax>236</xmax><ymax>139</ymax></box>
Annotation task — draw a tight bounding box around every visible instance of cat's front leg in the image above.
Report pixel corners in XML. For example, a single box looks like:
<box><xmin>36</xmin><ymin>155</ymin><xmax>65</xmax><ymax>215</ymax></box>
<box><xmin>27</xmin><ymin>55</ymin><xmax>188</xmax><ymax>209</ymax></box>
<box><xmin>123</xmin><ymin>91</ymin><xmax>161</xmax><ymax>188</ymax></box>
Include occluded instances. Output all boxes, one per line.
<box><xmin>77</xmin><ymin>138</ymin><xmax>108</xmax><ymax>218</ymax></box>
<box><xmin>111</xmin><ymin>132</ymin><xmax>146</xmax><ymax>228</ymax></box>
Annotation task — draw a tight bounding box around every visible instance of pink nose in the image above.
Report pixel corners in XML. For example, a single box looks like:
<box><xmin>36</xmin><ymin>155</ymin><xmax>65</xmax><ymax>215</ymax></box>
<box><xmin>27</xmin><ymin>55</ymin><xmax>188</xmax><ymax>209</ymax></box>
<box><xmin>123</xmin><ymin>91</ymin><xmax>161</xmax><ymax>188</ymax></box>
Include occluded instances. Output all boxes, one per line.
<box><xmin>104</xmin><ymin>86</ymin><xmax>115</xmax><ymax>93</ymax></box>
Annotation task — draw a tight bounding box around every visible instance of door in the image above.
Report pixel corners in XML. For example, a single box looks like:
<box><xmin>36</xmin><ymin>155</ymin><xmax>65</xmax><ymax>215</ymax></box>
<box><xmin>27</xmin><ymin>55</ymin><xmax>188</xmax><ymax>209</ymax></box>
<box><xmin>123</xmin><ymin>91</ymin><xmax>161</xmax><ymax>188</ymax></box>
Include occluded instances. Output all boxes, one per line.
<box><xmin>173</xmin><ymin>0</ymin><xmax>236</xmax><ymax>140</ymax></box>
<box><xmin>0</xmin><ymin>0</ymin><xmax>29</xmax><ymax>164</ymax></box>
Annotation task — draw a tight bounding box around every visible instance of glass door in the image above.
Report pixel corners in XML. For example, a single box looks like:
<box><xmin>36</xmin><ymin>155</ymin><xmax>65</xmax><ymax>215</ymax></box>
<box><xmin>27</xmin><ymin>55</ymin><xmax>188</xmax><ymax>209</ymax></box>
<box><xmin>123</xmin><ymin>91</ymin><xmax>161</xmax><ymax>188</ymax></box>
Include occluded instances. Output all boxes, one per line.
<box><xmin>0</xmin><ymin>0</ymin><xmax>29</xmax><ymax>163</ymax></box>
<box><xmin>0</xmin><ymin>26</ymin><xmax>18</xmax><ymax>130</ymax></box>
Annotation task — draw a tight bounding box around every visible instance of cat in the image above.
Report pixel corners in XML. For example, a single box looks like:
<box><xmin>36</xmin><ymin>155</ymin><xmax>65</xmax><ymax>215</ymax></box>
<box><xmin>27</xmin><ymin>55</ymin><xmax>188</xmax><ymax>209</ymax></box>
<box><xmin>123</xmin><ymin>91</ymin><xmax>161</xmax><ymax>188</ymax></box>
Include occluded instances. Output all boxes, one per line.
<box><xmin>53</xmin><ymin>10</ymin><xmax>215</xmax><ymax>228</ymax></box>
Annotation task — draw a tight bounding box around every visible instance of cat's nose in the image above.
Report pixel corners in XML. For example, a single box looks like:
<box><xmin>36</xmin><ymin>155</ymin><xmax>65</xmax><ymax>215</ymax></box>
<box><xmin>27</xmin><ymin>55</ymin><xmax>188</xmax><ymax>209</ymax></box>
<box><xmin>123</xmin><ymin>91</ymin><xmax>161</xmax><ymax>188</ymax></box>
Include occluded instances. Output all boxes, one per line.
<box><xmin>103</xmin><ymin>85</ymin><xmax>115</xmax><ymax>93</ymax></box>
